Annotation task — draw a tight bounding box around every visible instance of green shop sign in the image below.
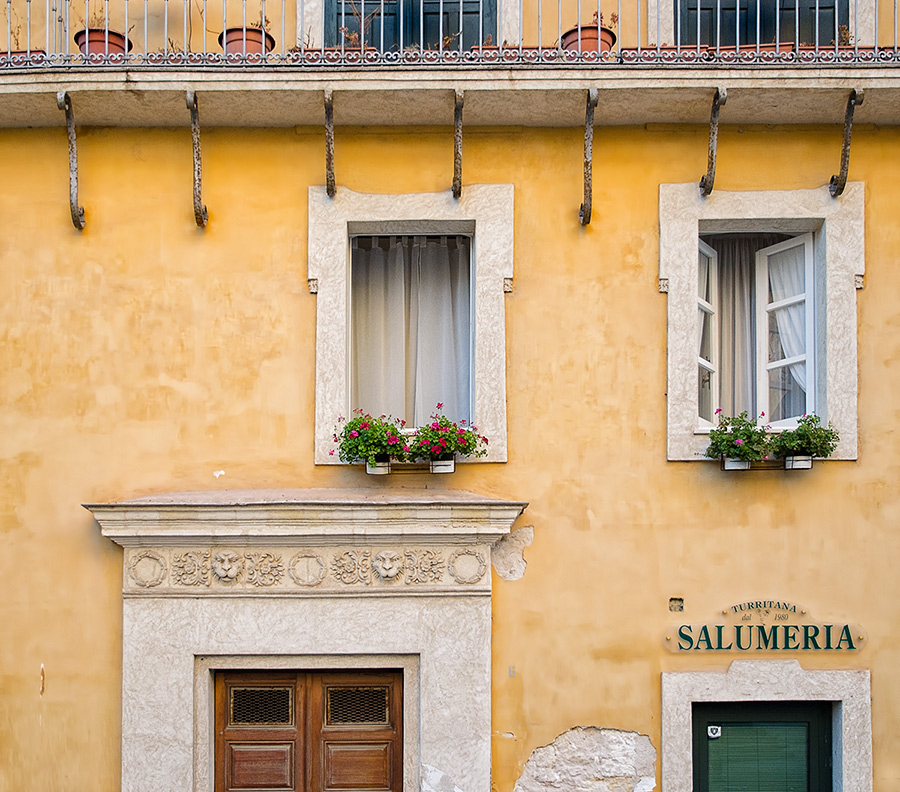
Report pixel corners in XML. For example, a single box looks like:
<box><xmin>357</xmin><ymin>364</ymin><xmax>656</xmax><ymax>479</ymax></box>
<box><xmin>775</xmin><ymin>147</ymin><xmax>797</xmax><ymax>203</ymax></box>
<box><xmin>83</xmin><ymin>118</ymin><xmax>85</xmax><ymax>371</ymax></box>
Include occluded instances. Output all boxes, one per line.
<box><xmin>665</xmin><ymin>600</ymin><xmax>866</xmax><ymax>653</ymax></box>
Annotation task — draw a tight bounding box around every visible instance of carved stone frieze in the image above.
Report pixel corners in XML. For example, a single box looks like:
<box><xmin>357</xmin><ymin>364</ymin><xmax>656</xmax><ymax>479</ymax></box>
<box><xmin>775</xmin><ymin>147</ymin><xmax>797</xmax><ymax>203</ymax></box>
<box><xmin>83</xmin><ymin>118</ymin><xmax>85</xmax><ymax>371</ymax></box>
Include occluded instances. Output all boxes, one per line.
<box><xmin>211</xmin><ymin>550</ymin><xmax>244</xmax><ymax>584</ymax></box>
<box><xmin>332</xmin><ymin>550</ymin><xmax>372</xmax><ymax>585</ymax></box>
<box><xmin>121</xmin><ymin>545</ymin><xmax>492</xmax><ymax>595</ymax></box>
<box><xmin>373</xmin><ymin>550</ymin><xmax>404</xmax><ymax>581</ymax></box>
<box><xmin>172</xmin><ymin>551</ymin><xmax>211</xmax><ymax>586</ymax></box>
<box><xmin>448</xmin><ymin>548</ymin><xmax>487</xmax><ymax>584</ymax></box>
<box><xmin>129</xmin><ymin>550</ymin><xmax>167</xmax><ymax>588</ymax></box>
<box><xmin>288</xmin><ymin>552</ymin><xmax>327</xmax><ymax>587</ymax></box>
<box><xmin>404</xmin><ymin>550</ymin><xmax>445</xmax><ymax>584</ymax></box>
<box><xmin>245</xmin><ymin>553</ymin><xmax>284</xmax><ymax>587</ymax></box>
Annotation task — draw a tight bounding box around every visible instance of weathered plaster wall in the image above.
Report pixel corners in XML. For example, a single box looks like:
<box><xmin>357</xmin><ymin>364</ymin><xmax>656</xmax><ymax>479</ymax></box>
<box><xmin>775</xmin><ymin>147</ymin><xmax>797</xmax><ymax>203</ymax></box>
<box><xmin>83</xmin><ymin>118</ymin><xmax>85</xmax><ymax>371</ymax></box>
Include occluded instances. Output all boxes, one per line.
<box><xmin>1</xmin><ymin>124</ymin><xmax>900</xmax><ymax>790</ymax></box>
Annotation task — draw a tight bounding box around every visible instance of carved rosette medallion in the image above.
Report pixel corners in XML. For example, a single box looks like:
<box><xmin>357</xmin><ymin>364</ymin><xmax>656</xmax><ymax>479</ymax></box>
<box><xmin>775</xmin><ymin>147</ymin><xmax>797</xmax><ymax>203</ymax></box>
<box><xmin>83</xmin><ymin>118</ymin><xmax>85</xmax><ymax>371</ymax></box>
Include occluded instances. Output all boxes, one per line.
<box><xmin>244</xmin><ymin>553</ymin><xmax>284</xmax><ymax>587</ymax></box>
<box><xmin>404</xmin><ymin>550</ymin><xmax>445</xmax><ymax>584</ymax></box>
<box><xmin>332</xmin><ymin>551</ymin><xmax>372</xmax><ymax>585</ymax></box>
<box><xmin>211</xmin><ymin>550</ymin><xmax>244</xmax><ymax>584</ymax></box>
<box><xmin>448</xmin><ymin>548</ymin><xmax>487</xmax><ymax>584</ymax></box>
<box><xmin>128</xmin><ymin>550</ymin><xmax>167</xmax><ymax>588</ymax></box>
<box><xmin>288</xmin><ymin>553</ymin><xmax>327</xmax><ymax>587</ymax></box>
<box><xmin>172</xmin><ymin>551</ymin><xmax>211</xmax><ymax>586</ymax></box>
<box><xmin>373</xmin><ymin>550</ymin><xmax>404</xmax><ymax>581</ymax></box>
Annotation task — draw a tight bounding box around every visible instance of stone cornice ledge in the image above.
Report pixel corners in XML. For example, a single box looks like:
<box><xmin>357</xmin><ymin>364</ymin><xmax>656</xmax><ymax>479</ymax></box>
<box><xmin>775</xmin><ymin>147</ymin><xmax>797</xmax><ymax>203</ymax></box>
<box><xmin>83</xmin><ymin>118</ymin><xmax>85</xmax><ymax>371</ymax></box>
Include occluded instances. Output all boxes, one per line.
<box><xmin>85</xmin><ymin>488</ymin><xmax>528</xmax><ymax>547</ymax></box>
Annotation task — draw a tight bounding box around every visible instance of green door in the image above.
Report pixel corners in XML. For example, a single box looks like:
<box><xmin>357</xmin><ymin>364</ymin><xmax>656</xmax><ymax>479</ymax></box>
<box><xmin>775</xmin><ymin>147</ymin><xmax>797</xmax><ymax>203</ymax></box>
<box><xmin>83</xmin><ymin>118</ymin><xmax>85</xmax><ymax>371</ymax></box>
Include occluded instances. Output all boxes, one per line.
<box><xmin>692</xmin><ymin>702</ymin><xmax>832</xmax><ymax>792</ymax></box>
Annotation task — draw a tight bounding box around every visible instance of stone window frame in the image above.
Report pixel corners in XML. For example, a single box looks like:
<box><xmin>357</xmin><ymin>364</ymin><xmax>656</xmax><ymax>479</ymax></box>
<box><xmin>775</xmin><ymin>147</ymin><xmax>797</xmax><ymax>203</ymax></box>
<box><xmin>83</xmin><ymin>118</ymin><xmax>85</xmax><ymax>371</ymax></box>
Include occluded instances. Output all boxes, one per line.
<box><xmin>308</xmin><ymin>185</ymin><xmax>514</xmax><ymax>465</ymax></box>
<box><xmin>661</xmin><ymin>659</ymin><xmax>873</xmax><ymax>792</ymax></box>
<box><xmin>659</xmin><ymin>183</ymin><xmax>864</xmax><ymax>461</ymax></box>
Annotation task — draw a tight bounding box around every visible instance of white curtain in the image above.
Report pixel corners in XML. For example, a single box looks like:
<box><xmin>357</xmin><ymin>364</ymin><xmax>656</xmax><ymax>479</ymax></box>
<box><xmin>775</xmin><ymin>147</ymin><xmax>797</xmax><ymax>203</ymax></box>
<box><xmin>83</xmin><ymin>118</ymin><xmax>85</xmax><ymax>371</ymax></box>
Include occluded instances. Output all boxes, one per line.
<box><xmin>705</xmin><ymin>233</ymin><xmax>789</xmax><ymax>416</ymax></box>
<box><xmin>351</xmin><ymin>235</ymin><xmax>471</xmax><ymax>426</ymax></box>
<box><xmin>766</xmin><ymin>243</ymin><xmax>806</xmax><ymax>391</ymax></box>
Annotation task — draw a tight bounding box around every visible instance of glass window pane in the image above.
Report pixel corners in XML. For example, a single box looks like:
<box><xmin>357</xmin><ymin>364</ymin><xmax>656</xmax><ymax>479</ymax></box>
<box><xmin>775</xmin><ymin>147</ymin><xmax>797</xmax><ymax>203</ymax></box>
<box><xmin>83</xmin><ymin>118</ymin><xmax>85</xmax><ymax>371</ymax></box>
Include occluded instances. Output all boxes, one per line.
<box><xmin>699</xmin><ymin>364</ymin><xmax>713</xmax><ymax>423</ymax></box>
<box><xmin>768</xmin><ymin>304</ymin><xmax>806</xmax><ymax>365</ymax></box>
<box><xmin>768</xmin><ymin>362</ymin><xmax>807</xmax><ymax>422</ymax></box>
<box><xmin>768</xmin><ymin>244</ymin><xmax>806</xmax><ymax>303</ymax></box>
<box><xmin>699</xmin><ymin>249</ymin><xmax>712</xmax><ymax>302</ymax></box>
<box><xmin>699</xmin><ymin>308</ymin><xmax>713</xmax><ymax>363</ymax></box>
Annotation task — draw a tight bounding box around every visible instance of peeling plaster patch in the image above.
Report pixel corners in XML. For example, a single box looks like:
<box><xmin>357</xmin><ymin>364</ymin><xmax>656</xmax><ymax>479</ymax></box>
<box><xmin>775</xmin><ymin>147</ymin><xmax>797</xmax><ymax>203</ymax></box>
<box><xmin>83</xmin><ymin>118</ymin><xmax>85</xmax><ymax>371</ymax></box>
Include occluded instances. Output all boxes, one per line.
<box><xmin>492</xmin><ymin>525</ymin><xmax>534</xmax><ymax>581</ymax></box>
<box><xmin>421</xmin><ymin>763</ymin><xmax>465</xmax><ymax>792</ymax></box>
<box><xmin>514</xmin><ymin>727</ymin><xmax>656</xmax><ymax>792</ymax></box>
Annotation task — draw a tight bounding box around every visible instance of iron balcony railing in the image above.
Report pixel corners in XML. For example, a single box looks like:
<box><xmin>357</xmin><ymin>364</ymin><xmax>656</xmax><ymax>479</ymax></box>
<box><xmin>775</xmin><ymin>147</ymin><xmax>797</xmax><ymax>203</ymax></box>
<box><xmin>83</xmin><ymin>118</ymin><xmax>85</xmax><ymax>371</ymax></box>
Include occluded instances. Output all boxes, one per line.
<box><xmin>2</xmin><ymin>0</ymin><xmax>899</xmax><ymax>67</ymax></box>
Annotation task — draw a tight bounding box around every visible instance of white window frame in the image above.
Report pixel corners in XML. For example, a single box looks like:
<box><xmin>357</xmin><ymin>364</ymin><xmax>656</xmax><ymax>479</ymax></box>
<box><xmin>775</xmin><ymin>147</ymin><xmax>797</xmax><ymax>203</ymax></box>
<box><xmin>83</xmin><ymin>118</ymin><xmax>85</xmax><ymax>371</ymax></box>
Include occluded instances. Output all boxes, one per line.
<box><xmin>756</xmin><ymin>233</ymin><xmax>816</xmax><ymax>426</ymax></box>
<box><xmin>697</xmin><ymin>238</ymin><xmax>718</xmax><ymax>428</ymax></box>
<box><xmin>309</xmin><ymin>186</ymin><xmax>514</xmax><ymax>464</ymax></box>
<box><xmin>661</xmin><ymin>659</ymin><xmax>872</xmax><ymax>792</ymax></box>
<box><xmin>660</xmin><ymin>183</ymin><xmax>863</xmax><ymax>461</ymax></box>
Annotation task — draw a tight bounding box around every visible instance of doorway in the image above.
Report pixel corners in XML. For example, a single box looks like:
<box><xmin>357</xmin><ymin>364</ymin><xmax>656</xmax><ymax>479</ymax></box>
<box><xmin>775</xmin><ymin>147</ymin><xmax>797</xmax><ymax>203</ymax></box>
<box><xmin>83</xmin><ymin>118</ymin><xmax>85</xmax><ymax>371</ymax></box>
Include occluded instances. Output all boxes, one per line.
<box><xmin>215</xmin><ymin>670</ymin><xmax>403</xmax><ymax>792</ymax></box>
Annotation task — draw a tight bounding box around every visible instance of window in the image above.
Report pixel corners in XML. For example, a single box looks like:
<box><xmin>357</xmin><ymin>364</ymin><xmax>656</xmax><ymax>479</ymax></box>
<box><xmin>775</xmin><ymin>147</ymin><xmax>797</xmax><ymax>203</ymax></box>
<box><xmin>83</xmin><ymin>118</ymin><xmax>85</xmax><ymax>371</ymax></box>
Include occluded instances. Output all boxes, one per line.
<box><xmin>351</xmin><ymin>234</ymin><xmax>473</xmax><ymax>426</ymax></box>
<box><xmin>675</xmin><ymin>0</ymin><xmax>849</xmax><ymax>47</ymax></box>
<box><xmin>659</xmin><ymin>183</ymin><xmax>863</xmax><ymax>461</ymax></box>
<box><xmin>325</xmin><ymin>0</ymin><xmax>496</xmax><ymax>50</ymax></box>
<box><xmin>309</xmin><ymin>186</ymin><xmax>514</xmax><ymax>464</ymax></box>
<box><xmin>698</xmin><ymin>232</ymin><xmax>814</xmax><ymax>429</ymax></box>
<box><xmin>692</xmin><ymin>701</ymin><xmax>832</xmax><ymax>792</ymax></box>
<box><xmin>661</xmin><ymin>660</ymin><xmax>872</xmax><ymax>792</ymax></box>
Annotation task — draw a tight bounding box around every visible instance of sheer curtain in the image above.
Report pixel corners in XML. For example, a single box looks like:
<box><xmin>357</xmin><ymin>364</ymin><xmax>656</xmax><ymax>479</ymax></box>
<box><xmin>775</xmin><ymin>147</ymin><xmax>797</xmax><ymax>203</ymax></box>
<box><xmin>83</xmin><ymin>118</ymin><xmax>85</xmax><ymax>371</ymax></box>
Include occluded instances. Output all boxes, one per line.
<box><xmin>767</xmin><ymin>243</ymin><xmax>807</xmax><ymax>392</ymax></box>
<box><xmin>351</xmin><ymin>235</ymin><xmax>471</xmax><ymax>426</ymax></box>
<box><xmin>705</xmin><ymin>233</ymin><xmax>788</xmax><ymax>416</ymax></box>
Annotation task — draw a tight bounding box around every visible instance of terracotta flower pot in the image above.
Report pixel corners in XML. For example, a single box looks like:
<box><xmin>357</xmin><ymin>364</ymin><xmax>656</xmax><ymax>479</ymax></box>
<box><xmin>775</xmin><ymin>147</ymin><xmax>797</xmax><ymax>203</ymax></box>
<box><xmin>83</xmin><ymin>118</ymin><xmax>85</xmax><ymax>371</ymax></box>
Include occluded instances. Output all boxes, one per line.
<box><xmin>74</xmin><ymin>28</ymin><xmax>132</xmax><ymax>55</ymax></box>
<box><xmin>560</xmin><ymin>24</ymin><xmax>616</xmax><ymax>52</ymax></box>
<box><xmin>218</xmin><ymin>27</ymin><xmax>276</xmax><ymax>54</ymax></box>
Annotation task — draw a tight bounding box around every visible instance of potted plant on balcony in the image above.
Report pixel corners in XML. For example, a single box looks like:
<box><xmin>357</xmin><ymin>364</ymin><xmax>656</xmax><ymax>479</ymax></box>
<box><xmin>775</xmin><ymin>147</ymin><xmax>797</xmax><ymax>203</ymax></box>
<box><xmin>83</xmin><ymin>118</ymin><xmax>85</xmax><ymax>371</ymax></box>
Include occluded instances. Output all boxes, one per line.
<box><xmin>218</xmin><ymin>10</ymin><xmax>275</xmax><ymax>55</ymax></box>
<box><xmin>769</xmin><ymin>414</ymin><xmax>839</xmax><ymax>470</ymax></box>
<box><xmin>704</xmin><ymin>409</ymin><xmax>769</xmax><ymax>470</ymax></box>
<box><xmin>332</xmin><ymin>410</ymin><xmax>407</xmax><ymax>474</ymax></box>
<box><xmin>409</xmin><ymin>405</ymin><xmax>488</xmax><ymax>473</ymax></box>
<box><xmin>74</xmin><ymin>10</ymin><xmax>133</xmax><ymax>57</ymax></box>
<box><xmin>560</xmin><ymin>10</ymin><xmax>618</xmax><ymax>53</ymax></box>
<box><xmin>3</xmin><ymin>7</ymin><xmax>46</xmax><ymax>63</ymax></box>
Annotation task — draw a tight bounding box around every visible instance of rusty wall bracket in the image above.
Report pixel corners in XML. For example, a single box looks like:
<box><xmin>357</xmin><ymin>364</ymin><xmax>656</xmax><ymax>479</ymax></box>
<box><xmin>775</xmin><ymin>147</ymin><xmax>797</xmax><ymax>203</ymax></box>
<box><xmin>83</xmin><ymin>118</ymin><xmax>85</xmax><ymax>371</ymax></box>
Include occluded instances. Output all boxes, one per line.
<box><xmin>325</xmin><ymin>90</ymin><xmax>336</xmax><ymax>198</ymax></box>
<box><xmin>186</xmin><ymin>91</ymin><xmax>208</xmax><ymax>228</ymax></box>
<box><xmin>579</xmin><ymin>88</ymin><xmax>599</xmax><ymax>226</ymax></box>
<box><xmin>56</xmin><ymin>91</ymin><xmax>85</xmax><ymax>230</ymax></box>
<box><xmin>699</xmin><ymin>88</ymin><xmax>727</xmax><ymax>197</ymax></box>
<box><xmin>829</xmin><ymin>89</ymin><xmax>864</xmax><ymax>198</ymax></box>
<box><xmin>453</xmin><ymin>90</ymin><xmax>464</xmax><ymax>199</ymax></box>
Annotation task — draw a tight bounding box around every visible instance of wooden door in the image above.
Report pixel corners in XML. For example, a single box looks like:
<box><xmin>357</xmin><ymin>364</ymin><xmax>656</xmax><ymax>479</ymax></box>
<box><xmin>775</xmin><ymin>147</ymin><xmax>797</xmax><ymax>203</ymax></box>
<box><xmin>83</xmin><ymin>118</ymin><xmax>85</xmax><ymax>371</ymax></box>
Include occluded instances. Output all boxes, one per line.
<box><xmin>216</xmin><ymin>670</ymin><xmax>403</xmax><ymax>792</ymax></box>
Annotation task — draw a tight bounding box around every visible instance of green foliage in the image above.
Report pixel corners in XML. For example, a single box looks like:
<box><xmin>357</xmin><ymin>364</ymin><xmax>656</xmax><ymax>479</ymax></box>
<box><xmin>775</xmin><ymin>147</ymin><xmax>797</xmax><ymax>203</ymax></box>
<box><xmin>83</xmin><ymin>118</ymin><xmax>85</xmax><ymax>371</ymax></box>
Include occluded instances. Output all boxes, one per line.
<box><xmin>333</xmin><ymin>410</ymin><xmax>407</xmax><ymax>466</ymax></box>
<box><xmin>704</xmin><ymin>411</ymin><xmax>769</xmax><ymax>462</ymax></box>
<box><xmin>769</xmin><ymin>414</ymin><xmax>839</xmax><ymax>459</ymax></box>
<box><xmin>409</xmin><ymin>405</ymin><xmax>488</xmax><ymax>462</ymax></box>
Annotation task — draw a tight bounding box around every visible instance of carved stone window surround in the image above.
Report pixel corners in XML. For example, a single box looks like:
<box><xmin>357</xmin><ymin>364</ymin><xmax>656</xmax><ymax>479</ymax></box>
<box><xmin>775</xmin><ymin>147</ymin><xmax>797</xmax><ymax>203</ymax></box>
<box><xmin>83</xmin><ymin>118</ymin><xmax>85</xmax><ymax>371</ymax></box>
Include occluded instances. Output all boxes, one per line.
<box><xmin>659</xmin><ymin>183</ymin><xmax>863</xmax><ymax>461</ymax></box>
<box><xmin>86</xmin><ymin>488</ymin><xmax>527</xmax><ymax>792</ymax></box>
<box><xmin>308</xmin><ymin>186</ymin><xmax>514</xmax><ymax>465</ymax></box>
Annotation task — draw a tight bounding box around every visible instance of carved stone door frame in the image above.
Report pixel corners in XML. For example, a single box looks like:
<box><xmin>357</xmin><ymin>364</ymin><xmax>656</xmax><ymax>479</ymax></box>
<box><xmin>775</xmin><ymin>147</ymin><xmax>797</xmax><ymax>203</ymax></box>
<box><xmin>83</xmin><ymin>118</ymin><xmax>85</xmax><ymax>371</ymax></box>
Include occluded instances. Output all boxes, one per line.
<box><xmin>86</xmin><ymin>488</ymin><xmax>526</xmax><ymax>792</ymax></box>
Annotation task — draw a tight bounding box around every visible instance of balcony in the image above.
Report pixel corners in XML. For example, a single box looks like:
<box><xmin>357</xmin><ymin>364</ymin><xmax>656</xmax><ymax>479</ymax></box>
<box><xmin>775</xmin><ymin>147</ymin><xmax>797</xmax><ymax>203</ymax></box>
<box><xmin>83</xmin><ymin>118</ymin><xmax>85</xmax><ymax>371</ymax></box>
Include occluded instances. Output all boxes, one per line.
<box><xmin>2</xmin><ymin>0</ymin><xmax>900</xmax><ymax>126</ymax></box>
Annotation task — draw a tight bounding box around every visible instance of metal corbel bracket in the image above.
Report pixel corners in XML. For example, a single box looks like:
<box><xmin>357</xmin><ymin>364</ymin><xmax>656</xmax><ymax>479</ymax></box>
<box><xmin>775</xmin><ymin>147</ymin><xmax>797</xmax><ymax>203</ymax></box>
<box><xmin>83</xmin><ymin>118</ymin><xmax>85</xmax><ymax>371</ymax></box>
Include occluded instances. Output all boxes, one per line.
<box><xmin>453</xmin><ymin>90</ymin><xmax>464</xmax><ymax>199</ymax></box>
<box><xmin>186</xmin><ymin>91</ymin><xmax>208</xmax><ymax>228</ymax></box>
<box><xmin>579</xmin><ymin>88</ymin><xmax>599</xmax><ymax>225</ymax></box>
<box><xmin>699</xmin><ymin>88</ymin><xmax>727</xmax><ymax>197</ymax></box>
<box><xmin>830</xmin><ymin>89</ymin><xmax>864</xmax><ymax>198</ymax></box>
<box><xmin>56</xmin><ymin>91</ymin><xmax>85</xmax><ymax>230</ymax></box>
<box><xmin>325</xmin><ymin>90</ymin><xmax>335</xmax><ymax>198</ymax></box>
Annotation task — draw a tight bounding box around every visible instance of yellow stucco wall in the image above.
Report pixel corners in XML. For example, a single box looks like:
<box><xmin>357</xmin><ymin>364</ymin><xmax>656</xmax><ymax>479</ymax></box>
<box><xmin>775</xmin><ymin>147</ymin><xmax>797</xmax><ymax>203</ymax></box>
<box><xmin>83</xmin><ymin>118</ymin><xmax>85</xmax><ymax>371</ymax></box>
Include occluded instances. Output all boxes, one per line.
<box><xmin>1</xmin><ymin>123</ymin><xmax>899</xmax><ymax>790</ymax></box>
